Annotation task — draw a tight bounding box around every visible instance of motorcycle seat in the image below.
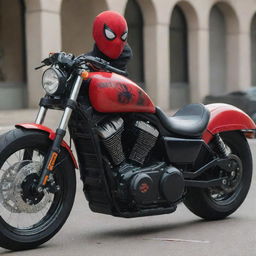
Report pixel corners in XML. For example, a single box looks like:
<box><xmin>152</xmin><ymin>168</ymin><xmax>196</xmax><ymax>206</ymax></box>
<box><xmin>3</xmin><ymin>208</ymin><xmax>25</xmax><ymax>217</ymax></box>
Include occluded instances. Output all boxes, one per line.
<box><xmin>156</xmin><ymin>104</ymin><xmax>210</xmax><ymax>138</ymax></box>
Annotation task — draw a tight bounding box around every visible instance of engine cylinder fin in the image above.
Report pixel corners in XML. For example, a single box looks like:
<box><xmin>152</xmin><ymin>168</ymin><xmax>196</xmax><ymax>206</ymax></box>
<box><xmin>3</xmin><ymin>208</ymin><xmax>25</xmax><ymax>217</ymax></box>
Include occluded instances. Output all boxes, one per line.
<box><xmin>129</xmin><ymin>121</ymin><xmax>159</xmax><ymax>165</ymax></box>
<box><xmin>97</xmin><ymin>118</ymin><xmax>125</xmax><ymax>165</ymax></box>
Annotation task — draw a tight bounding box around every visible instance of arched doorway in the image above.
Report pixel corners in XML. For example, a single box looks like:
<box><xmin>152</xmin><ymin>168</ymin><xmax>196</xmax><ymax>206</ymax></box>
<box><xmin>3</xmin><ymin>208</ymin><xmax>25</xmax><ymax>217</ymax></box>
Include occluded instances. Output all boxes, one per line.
<box><xmin>0</xmin><ymin>0</ymin><xmax>26</xmax><ymax>109</ymax></box>
<box><xmin>209</xmin><ymin>3</ymin><xmax>239</xmax><ymax>95</ymax></box>
<box><xmin>170</xmin><ymin>6</ymin><xmax>189</xmax><ymax>109</ymax></box>
<box><xmin>125</xmin><ymin>0</ymin><xmax>144</xmax><ymax>87</ymax></box>
<box><xmin>61</xmin><ymin>0</ymin><xmax>108</xmax><ymax>56</ymax></box>
<box><xmin>251</xmin><ymin>14</ymin><xmax>256</xmax><ymax>86</ymax></box>
<box><xmin>209</xmin><ymin>5</ymin><xmax>226</xmax><ymax>95</ymax></box>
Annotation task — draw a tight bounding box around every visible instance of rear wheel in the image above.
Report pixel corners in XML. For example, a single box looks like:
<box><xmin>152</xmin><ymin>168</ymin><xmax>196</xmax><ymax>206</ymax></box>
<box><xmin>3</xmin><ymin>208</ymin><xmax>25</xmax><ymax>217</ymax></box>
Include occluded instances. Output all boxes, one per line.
<box><xmin>184</xmin><ymin>131</ymin><xmax>252</xmax><ymax>220</ymax></box>
<box><xmin>0</xmin><ymin>129</ymin><xmax>76</xmax><ymax>250</ymax></box>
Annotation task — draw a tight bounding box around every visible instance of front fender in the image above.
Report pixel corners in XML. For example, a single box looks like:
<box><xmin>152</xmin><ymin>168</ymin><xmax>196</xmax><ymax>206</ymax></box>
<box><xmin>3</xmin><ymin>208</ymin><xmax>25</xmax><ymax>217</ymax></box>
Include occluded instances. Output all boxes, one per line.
<box><xmin>202</xmin><ymin>103</ymin><xmax>256</xmax><ymax>143</ymax></box>
<box><xmin>15</xmin><ymin>123</ymin><xmax>78</xmax><ymax>169</ymax></box>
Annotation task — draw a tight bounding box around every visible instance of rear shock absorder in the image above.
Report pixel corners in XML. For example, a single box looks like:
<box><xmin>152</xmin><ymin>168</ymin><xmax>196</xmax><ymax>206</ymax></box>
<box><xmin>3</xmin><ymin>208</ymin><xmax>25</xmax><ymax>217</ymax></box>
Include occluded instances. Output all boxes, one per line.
<box><xmin>214</xmin><ymin>134</ymin><xmax>228</xmax><ymax>157</ymax></box>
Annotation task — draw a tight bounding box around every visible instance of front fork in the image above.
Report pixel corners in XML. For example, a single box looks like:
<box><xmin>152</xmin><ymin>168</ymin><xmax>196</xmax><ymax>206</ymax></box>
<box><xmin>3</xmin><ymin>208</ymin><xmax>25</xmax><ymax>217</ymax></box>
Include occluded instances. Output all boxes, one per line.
<box><xmin>36</xmin><ymin>74</ymin><xmax>84</xmax><ymax>192</ymax></box>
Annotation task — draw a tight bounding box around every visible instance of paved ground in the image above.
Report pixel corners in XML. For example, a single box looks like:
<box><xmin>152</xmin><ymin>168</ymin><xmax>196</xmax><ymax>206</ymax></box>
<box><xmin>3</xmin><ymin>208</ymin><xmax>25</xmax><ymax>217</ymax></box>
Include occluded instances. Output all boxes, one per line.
<box><xmin>0</xmin><ymin>109</ymin><xmax>255</xmax><ymax>256</ymax></box>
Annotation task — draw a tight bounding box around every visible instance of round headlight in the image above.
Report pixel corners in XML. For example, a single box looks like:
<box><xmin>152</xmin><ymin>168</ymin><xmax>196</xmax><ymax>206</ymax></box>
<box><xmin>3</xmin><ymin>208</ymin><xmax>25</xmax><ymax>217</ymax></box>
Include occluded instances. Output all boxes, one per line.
<box><xmin>42</xmin><ymin>68</ymin><xmax>66</xmax><ymax>95</ymax></box>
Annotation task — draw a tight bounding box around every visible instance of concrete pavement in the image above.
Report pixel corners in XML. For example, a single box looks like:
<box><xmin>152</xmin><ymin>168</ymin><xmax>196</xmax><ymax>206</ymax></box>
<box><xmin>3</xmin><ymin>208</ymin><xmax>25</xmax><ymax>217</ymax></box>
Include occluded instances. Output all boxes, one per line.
<box><xmin>0</xmin><ymin>108</ymin><xmax>255</xmax><ymax>256</ymax></box>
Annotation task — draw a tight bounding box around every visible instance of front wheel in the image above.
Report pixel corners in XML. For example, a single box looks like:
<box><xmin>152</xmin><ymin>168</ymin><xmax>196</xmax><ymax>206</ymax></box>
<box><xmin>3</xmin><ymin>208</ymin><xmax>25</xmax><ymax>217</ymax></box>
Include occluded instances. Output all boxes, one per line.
<box><xmin>0</xmin><ymin>129</ymin><xmax>76</xmax><ymax>251</ymax></box>
<box><xmin>184</xmin><ymin>131</ymin><xmax>252</xmax><ymax>220</ymax></box>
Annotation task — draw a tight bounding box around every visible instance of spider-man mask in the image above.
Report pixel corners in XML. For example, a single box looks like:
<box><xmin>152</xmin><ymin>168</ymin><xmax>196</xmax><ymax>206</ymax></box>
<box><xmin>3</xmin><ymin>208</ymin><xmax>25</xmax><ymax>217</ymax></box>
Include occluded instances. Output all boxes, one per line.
<box><xmin>93</xmin><ymin>11</ymin><xmax>128</xmax><ymax>59</ymax></box>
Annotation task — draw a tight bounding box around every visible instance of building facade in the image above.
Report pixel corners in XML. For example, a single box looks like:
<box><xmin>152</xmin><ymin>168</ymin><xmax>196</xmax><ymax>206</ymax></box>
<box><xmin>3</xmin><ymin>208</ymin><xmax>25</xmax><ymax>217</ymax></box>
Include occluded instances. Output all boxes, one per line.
<box><xmin>0</xmin><ymin>0</ymin><xmax>256</xmax><ymax>110</ymax></box>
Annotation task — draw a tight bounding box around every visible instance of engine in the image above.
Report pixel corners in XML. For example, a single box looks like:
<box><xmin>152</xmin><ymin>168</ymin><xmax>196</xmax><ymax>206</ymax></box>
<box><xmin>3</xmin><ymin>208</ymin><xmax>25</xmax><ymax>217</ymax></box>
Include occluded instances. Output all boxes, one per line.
<box><xmin>96</xmin><ymin>117</ymin><xmax>185</xmax><ymax>208</ymax></box>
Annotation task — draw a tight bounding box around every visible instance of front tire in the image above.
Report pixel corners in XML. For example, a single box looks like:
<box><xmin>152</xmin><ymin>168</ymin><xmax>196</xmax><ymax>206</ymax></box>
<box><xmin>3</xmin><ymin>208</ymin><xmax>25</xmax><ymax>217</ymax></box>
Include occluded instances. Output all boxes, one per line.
<box><xmin>0</xmin><ymin>129</ymin><xmax>76</xmax><ymax>251</ymax></box>
<box><xmin>184</xmin><ymin>131</ymin><xmax>252</xmax><ymax>220</ymax></box>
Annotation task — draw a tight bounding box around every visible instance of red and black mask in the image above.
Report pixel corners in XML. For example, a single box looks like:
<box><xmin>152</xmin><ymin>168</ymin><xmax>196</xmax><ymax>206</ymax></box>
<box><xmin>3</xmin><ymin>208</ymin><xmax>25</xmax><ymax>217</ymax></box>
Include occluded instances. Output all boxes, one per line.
<box><xmin>93</xmin><ymin>11</ymin><xmax>128</xmax><ymax>59</ymax></box>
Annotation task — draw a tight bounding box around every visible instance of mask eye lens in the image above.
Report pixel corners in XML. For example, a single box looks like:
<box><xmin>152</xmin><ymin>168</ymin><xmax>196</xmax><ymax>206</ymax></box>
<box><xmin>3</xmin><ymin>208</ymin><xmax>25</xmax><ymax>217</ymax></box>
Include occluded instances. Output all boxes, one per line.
<box><xmin>121</xmin><ymin>31</ymin><xmax>128</xmax><ymax>41</ymax></box>
<box><xmin>104</xmin><ymin>25</ymin><xmax>116</xmax><ymax>40</ymax></box>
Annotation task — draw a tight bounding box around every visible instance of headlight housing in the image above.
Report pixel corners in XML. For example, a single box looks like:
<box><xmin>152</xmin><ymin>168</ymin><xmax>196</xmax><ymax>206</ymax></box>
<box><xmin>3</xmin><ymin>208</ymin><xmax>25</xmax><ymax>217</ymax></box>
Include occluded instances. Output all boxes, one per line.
<box><xmin>42</xmin><ymin>68</ymin><xmax>66</xmax><ymax>96</ymax></box>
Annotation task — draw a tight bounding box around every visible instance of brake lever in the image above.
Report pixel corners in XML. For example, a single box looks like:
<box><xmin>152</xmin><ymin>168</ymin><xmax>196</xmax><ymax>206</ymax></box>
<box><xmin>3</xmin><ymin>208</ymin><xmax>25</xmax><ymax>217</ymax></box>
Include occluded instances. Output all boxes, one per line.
<box><xmin>35</xmin><ymin>56</ymin><xmax>54</xmax><ymax>70</ymax></box>
<box><xmin>35</xmin><ymin>64</ymin><xmax>47</xmax><ymax>70</ymax></box>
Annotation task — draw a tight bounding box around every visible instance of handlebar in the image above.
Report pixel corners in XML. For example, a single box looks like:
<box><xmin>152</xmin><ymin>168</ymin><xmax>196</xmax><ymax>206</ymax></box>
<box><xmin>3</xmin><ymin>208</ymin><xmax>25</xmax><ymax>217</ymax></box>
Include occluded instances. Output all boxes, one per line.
<box><xmin>78</xmin><ymin>56</ymin><xmax>127</xmax><ymax>76</ymax></box>
<box><xmin>36</xmin><ymin>52</ymin><xmax>127</xmax><ymax>77</ymax></box>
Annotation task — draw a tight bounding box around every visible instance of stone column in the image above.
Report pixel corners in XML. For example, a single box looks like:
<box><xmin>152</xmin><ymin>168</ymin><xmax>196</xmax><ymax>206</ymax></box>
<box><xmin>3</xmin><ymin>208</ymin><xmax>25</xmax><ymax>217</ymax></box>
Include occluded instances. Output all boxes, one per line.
<box><xmin>226</xmin><ymin>32</ymin><xmax>239</xmax><ymax>92</ymax></box>
<box><xmin>237</xmin><ymin>31</ymin><xmax>251</xmax><ymax>91</ymax></box>
<box><xmin>106</xmin><ymin>0</ymin><xmax>128</xmax><ymax>15</ymax></box>
<box><xmin>190</xmin><ymin>28</ymin><xmax>210</xmax><ymax>103</ymax></box>
<box><xmin>230</xmin><ymin>0</ymin><xmax>252</xmax><ymax>91</ymax></box>
<box><xmin>144</xmin><ymin>23</ymin><xmax>170</xmax><ymax>110</ymax></box>
<box><xmin>25</xmin><ymin>0</ymin><xmax>62</xmax><ymax>108</ymax></box>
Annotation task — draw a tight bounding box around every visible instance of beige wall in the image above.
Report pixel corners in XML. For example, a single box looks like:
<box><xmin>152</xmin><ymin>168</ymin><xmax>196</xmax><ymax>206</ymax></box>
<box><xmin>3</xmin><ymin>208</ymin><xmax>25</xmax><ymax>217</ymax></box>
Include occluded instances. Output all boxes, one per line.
<box><xmin>252</xmin><ymin>14</ymin><xmax>256</xmax><ymax>86</ymax></box>
<box><xmin>0</xmin><ymin>0</ymin><xmax>24</xmax><ymax>83</ymax></box>
<box><xmin>1</xmin><ymin>0</ymin><xmax>256</xmax><ymax>110</ymax></box>
<box><xmin>0</xmin><ymin>0</ymin><xmax>25</xmax><ymax>110</ymax></box>
<box><xmin>61</xmin><ymin>0</ymin><xmax>108</xmax><ymax>55</ymax></box>
<box><xmin>25</xmin><ymin>0</ymin><xmax>62</xmax><ymax>107</ymax></box>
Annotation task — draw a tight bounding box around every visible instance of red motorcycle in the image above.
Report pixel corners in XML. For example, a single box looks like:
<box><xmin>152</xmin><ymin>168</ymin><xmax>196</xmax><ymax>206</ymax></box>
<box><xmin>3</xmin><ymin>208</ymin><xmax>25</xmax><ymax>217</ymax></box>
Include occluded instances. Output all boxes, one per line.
<box><xmin>0</xmin><ymin>52</ymin><xmax>255</xmax><ymax>251</ymax></box>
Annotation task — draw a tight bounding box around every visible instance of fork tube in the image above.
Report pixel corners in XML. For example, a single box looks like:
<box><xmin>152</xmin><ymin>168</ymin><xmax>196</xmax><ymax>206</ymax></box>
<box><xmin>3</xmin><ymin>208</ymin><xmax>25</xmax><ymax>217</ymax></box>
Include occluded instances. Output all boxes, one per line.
<box><xmin>35</xmin><ymin>106</ymin><xmax>48</xmax><ymax>125</ymax></box>
<box><xmin>59</xmin><ymin>75</ymin><xmax>83</xmax><ymax>130</ymax></box>
<box><xmin>37</xmin><ymin>75</ymin><xmax>84</xmax><ymax>190</ymax></box>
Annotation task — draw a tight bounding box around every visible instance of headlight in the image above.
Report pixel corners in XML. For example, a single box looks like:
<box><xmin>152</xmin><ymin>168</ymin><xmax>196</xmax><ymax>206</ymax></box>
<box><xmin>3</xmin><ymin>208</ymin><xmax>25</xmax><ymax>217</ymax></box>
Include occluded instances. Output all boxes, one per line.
<box><xmin>42</xmin><ymin>68</ymin><xmax>66</xmax><ymax>95</ymax></box>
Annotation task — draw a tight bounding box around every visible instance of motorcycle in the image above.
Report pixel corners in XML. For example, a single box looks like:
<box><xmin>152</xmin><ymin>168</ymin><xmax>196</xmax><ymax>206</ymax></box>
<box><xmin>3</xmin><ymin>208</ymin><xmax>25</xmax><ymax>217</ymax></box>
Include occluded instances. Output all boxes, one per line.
<box><xmin>0</xmin><ymin>52</ymin><xmax>255</xmax><ymax>251</ymax></box>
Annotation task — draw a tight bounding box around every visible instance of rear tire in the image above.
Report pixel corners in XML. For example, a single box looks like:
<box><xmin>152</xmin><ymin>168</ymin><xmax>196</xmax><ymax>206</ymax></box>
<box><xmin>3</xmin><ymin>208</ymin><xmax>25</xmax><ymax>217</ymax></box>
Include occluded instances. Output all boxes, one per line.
<box><xmin>184</xmin><ymin>131</ymin><xmax>252</xmax><ymax>220</ymax></box>
<box><xmin>0</xmin><ymin>129</ymin><xmax>76</xmax><ymax>251</ymax></box>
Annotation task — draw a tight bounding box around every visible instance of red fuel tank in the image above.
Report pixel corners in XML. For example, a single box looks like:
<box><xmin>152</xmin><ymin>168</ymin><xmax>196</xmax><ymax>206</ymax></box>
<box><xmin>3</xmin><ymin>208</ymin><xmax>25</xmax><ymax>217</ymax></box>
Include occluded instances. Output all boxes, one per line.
<box><xmin>88</xmin><ymin>72</ymin><xmax>155</xmax><ymax>113</ymax></box>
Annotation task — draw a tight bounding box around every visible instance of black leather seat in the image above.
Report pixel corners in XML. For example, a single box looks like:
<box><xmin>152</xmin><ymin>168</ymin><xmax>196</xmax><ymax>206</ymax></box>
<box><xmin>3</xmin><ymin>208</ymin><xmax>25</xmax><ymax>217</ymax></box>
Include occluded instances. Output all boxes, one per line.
<box><xmin>156</xmin><ymin>104</ymin><xmax>210</xmax><ymax>138</ymax></box>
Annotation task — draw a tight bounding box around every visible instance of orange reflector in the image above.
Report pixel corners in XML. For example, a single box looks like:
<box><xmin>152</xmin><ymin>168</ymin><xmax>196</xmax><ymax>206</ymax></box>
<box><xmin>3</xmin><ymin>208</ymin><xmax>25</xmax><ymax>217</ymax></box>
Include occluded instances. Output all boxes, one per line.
<box><xmin>43</xmin><ymin>175</ymin><xmax>49</xmax><ymax>185</ymax></box>
<box><xmin>47</xmin><ymin>152</ymin><xmax>58</xmax><ymax>171</ymax></box>
<box><xmin>244</xmin><ymin>131</ymin><xmax>255</xmax><ymax>139</ymax></box>
<box><xmin>81</xmin><ymin>71</ymin><xmax>89</xmax><ymax>79</ymax></box>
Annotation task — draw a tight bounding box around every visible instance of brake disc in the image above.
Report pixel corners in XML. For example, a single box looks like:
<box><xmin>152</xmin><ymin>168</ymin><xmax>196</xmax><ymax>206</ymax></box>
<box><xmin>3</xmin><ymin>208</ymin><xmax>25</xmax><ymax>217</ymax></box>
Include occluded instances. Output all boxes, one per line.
<box><xmin>0</xmin><ymin>161</ymin><xmax>52</xmax><ymax>214</ymax></box>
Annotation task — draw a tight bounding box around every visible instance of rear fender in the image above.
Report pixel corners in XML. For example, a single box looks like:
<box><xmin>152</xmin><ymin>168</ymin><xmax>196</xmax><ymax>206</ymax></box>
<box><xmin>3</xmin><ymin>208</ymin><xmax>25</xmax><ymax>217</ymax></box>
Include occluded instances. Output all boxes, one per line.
<box><xmin>202</xmin><ymin>104</ymin><xmax>256</xmax><ymax>143</ymax></box>
<box><xmin>15</xmin><ymin>123</ymin><xmax>78</xmax><ymax>169</ymax></box>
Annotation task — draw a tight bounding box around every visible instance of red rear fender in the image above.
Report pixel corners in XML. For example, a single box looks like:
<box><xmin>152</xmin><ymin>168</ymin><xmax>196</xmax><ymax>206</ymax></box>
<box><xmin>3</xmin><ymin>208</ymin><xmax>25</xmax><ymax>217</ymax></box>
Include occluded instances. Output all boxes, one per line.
<box><xmin>203</xmin><ymin>104</ymin><xmax>256</xmax><ymax>143</ymax></box>
<box><xmin>15</xmin><ymin>123</ymin><xmax>78</xmax><ymax>169</ymax></box>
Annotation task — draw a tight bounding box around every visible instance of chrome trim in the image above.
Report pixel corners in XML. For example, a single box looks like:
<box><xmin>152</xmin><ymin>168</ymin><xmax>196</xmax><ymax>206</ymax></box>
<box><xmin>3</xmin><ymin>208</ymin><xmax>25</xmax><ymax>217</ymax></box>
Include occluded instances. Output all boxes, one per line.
<box><xmin>59</xmin><ymin>75</ymin><xmax>83</xmax><ymax>130</ymax></box>
<box><xmin>35</xmin><ymin>106</ymin><xmax>47</xmax><ymax>125</ymax></box>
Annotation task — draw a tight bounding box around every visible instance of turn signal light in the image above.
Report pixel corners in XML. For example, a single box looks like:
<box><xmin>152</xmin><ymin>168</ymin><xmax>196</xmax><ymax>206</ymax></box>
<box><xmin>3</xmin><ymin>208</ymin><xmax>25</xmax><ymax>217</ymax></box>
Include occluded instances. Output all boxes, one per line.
<box><xmin>81</xmin><ymin>71</ymin><xmax>89</xmax><ymax>79</ymax></box>
<box><xmin>244</xmin><ymin>131</ymin><xmax>255</xmax><ymax>139</ymax></box>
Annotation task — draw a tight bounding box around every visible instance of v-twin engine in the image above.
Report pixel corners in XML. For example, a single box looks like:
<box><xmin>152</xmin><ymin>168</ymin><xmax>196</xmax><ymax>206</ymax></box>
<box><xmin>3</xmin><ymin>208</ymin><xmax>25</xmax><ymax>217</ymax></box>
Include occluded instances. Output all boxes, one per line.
<box><xmin>97</xmin><ymin>117</ymin><xmax>185</xmax><ymax>208</ymax></box>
